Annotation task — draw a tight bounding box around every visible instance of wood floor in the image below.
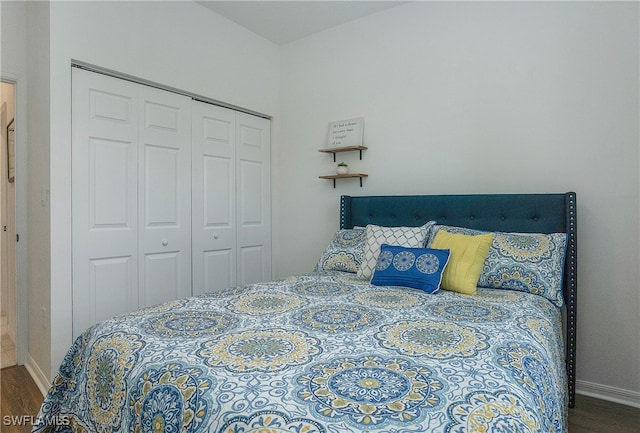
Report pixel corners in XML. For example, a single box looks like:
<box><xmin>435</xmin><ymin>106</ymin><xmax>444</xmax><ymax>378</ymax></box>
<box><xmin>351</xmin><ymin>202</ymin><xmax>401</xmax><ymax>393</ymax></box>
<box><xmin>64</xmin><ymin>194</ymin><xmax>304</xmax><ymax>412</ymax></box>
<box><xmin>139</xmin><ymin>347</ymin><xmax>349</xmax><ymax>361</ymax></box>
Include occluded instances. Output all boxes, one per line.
<box><xmin>569</xmin><ymin>393</ymin><xmax>640</xmax><ymax>433</ymax></box>
<box><xmin>1</xmin><ymin>365</ymin><xmax>639</xmax><ymax>432</ymax></box>
<box><xmin>1</xmin><ymin>366</ymin><xmax>45</xmax><ymax>433</ymax></box>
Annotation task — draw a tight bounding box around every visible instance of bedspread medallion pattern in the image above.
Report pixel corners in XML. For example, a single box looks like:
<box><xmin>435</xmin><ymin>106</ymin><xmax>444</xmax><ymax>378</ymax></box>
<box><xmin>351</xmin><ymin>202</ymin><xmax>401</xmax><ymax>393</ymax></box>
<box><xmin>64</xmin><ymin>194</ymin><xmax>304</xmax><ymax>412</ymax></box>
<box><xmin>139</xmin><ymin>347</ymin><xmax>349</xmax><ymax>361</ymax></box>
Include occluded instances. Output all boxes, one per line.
<box><xmin>34</xmin><ymin>272</ymin><xmax>567</xmax><ymax>433</ymax></box>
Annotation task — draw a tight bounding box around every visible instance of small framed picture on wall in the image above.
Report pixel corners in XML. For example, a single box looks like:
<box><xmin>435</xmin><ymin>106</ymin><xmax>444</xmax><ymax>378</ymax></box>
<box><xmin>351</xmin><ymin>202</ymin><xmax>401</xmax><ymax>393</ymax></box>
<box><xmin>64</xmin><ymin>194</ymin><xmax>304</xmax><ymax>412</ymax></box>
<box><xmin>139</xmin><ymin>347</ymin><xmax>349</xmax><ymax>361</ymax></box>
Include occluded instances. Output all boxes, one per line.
<box><xmin>327</xmin><ymin>117</ymin><xmax>364</xmax><ymax>148</ymax></box>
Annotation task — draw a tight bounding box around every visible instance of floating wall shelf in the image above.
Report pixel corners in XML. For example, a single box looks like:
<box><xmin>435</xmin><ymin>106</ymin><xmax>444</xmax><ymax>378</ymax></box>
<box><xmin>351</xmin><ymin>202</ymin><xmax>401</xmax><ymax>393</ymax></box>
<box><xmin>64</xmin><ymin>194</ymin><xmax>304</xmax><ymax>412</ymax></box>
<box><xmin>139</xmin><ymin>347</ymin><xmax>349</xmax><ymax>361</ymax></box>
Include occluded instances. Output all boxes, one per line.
<box><xmin>318</xmin><ymin>145</ymin><xmax>368</xmax><ymax>162</ymax></box>
<box><xmin>319</xmin><ymin>173</ymin><xmax>368</xmax><ymax>188</ymax></box>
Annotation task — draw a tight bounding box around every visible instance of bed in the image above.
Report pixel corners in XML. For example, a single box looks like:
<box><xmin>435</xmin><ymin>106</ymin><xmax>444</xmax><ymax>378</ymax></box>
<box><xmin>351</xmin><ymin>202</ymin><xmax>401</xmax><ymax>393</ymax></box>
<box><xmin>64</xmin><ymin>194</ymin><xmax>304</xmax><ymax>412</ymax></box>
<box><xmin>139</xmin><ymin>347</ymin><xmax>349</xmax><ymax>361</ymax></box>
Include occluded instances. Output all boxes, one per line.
<box><xmin>34</xmin><ymin>192</ymin><xmax>577</xmax><ymax>433</ymax></box>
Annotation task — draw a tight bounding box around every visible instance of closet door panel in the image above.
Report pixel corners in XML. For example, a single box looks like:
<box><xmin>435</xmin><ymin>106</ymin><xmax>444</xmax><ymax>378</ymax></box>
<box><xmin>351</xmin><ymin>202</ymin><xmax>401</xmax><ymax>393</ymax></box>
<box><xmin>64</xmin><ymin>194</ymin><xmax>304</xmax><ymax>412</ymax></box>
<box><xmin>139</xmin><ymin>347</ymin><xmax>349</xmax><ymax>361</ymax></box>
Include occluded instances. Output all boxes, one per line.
<box><xmin>203</xmin><ymin>249</ymin><xmax>233</xmax><ymax>291</ymax></box>
<box><xmin>89</xmin><ymin>137</ymin><xmax>135</xmax><ymax>229</ymax></box>
<box><xmin>239</xmin><ymin>245</ymin><xmax>264</xmax><ymax>286</ymax></box>
<box><xmin>204</xmin><ymin>155</ymin><xmax>233</xmax><ymax>225</ymax></box>
<box><xmin>144</xmin><ymin>145</ymin><xmax>180</xmax><ymax>225</ymax></box>
<box><xmin>72</xmin><ymin>69</ymin><xmax>139</xmax><ymax>338</ymax></box>
<box><xmin>89</xmin><ymin>256</ymin><xmax>135</xmax><ymax>324</ymax></box>
<box><xmin>143</xmin><ymin>252</ymin><xmax>181</xmax><ymax>306</ymax></box>
<box><xmin>192</xmin><ymin>102</ymin><xmax>236</xmax><ymax>294</ymax></box>
<box><xmin>139</xmin><ymin>87</ymin><xmax>192</xmax><ymax>307</ymax></box>
<box><xmin>238</xmin><ymin>160</ymin><xmax>263</xmax><ymax>224</ymax></box>
<box><xmin>236</xmin><ymin>113</ymin><xmax>271</xmax><ymax>285</ymax></box>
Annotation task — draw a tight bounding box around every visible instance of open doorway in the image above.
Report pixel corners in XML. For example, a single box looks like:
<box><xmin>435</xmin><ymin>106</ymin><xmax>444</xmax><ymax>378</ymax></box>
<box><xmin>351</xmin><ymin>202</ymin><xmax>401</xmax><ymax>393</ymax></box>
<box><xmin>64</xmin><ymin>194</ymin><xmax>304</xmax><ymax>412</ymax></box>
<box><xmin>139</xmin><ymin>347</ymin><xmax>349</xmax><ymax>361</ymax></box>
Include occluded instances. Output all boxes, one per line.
<box><xmin>1</xmin><ymin>80</ymin><xmax>17</xmax><ymax>368</ymax></box>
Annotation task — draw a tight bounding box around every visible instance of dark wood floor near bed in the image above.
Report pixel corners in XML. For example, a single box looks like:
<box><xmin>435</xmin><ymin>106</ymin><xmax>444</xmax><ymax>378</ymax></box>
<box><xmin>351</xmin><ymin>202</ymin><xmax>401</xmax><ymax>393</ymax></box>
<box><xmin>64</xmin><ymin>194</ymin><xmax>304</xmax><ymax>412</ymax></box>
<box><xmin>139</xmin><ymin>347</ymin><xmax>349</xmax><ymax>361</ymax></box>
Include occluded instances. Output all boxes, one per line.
<box><xmin>1</xmin><ymin>366</ymin><xmax>44</xmax><ymax>433</ymax></box>
<box><xmin>568</xmin><ymin>393</ymin><xmax>640</xmax><ymax>433</ymax></box>
<box><xmin>1</xmin><ymin>365</ymin><xmax>638</xmax><ymax>432</ymax></box>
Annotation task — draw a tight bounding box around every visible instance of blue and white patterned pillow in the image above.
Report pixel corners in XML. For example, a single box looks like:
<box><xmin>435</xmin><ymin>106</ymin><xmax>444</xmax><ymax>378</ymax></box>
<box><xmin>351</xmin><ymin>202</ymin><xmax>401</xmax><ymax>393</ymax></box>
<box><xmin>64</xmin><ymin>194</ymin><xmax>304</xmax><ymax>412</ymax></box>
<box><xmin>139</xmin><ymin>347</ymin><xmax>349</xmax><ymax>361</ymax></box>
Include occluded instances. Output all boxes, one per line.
<box><xmin>371</xmin><ymin>244</ymin><xmax>450</xmax><ymax>294</ymax></box>
<box><xmin>357</xmin><ymin>222</ymin><xmax>435</xmax><ymax>280</ymax></box>
<box><xmin>427</xmin><ymin>225</ymin><xmax>567</xmax><ymax>307</ymax></box>
<box><xmin>315</xmin><ymin>229</ymin><xmax>367</xmax><ymax>273</ymax></box>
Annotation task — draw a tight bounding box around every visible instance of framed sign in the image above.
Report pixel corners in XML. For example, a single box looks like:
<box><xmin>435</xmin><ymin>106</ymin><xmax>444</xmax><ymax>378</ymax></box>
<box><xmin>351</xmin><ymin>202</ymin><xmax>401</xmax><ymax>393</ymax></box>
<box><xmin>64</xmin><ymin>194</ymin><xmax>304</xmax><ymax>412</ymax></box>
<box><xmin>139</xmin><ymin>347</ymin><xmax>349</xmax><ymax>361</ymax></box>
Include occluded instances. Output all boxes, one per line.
<box><xmin>327</xmin><ymin>117</ymin><xmax>364</xmax><ymax>148</ymax></box>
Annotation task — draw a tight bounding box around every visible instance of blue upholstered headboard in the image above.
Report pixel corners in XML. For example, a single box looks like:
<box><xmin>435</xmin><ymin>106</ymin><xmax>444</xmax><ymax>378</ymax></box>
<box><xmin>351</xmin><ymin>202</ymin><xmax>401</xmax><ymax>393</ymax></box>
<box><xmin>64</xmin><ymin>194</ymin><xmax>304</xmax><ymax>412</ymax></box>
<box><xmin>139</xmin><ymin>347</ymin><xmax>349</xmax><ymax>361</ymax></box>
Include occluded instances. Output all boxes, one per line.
<box><xmin>340</xmin><ymin>192</ymin><xmax>578</xmax><ymax>408</ymax></box>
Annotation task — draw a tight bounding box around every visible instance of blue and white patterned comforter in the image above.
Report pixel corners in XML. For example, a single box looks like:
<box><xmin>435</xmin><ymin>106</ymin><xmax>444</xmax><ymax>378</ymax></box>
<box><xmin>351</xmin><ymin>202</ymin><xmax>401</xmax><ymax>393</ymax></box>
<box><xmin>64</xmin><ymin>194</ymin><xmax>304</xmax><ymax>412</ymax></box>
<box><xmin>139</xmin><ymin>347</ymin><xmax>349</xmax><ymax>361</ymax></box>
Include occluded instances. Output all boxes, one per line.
<box><xmin>34</xmin><ymin>271</ymin><xmax>567</xmax><ymax>433</ymax></box>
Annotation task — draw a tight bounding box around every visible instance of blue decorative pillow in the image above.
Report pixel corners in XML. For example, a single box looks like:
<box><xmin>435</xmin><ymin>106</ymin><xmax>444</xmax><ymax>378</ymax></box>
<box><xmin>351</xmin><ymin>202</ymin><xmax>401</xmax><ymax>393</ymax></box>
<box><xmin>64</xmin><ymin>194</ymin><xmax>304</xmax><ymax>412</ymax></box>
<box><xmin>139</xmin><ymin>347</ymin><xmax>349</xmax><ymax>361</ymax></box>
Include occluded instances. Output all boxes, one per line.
<box><xmin>370</xmin><ymin>244</ymin><xmax>450</xmax><ymax>294</ymax></box>
<box><xmin>315</xmin><ymin>229</ymin><xmax>367</xmax><ymax>273</ymax></box>
<box><xmin>427</xmin><ymin>225</ymin><xmax>567</xmax><ymax>307</ymax></box>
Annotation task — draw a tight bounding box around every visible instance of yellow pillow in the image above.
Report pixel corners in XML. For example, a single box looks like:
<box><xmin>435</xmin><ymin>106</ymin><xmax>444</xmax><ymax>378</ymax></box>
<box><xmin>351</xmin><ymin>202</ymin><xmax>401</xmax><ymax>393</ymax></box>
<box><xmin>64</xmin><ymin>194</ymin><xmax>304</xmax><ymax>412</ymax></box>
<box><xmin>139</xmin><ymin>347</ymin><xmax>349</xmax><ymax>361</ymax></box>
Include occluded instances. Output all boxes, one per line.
<box><xmin>431</xmin><ymin>231</ymin><xmax>494</xmax><ymax>295</ymax></box>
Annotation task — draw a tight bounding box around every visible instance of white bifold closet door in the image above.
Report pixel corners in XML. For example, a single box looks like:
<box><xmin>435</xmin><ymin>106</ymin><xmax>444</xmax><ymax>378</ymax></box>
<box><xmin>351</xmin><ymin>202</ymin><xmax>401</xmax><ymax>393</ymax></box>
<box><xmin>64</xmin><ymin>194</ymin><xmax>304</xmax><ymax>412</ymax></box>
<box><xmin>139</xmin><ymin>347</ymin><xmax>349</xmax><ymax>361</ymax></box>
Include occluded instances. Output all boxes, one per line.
<box><xmin>72</xmin><ymin>69</ymin><xmax>271</xmax><ymax>337</ymax></box>
<box><xmin>191</xmin><ymin>101</ymin><xmax>271</xmax><ymax>295</ymax></box>
<box><xmin>72</xmin><ymin>68</ymin><xmax>192</xmax><ymax>337</ymax></box>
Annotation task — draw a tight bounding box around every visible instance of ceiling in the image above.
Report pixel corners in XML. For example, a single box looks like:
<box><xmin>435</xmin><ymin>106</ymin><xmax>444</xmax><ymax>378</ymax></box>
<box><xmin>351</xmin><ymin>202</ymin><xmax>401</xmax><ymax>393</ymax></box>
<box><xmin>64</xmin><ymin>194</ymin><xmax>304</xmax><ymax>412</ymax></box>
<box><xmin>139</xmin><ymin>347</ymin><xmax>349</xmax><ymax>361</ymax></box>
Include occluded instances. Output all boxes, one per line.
<box><xmin>197</xmin><ymin>1</ymin><xmax>410</xmax><ymax>45</ymax></box>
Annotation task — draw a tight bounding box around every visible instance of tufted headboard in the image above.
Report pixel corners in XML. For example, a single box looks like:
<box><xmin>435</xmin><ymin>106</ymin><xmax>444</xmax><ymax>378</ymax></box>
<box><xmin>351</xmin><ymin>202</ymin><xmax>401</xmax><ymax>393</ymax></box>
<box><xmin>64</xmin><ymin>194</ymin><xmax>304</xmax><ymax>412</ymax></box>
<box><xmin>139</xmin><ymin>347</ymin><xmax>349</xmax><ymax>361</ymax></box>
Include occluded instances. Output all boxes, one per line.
<box><xmin>340</xmin><ymin>192</ymin><xmax>578</xmax><ymax>408</ymax></box>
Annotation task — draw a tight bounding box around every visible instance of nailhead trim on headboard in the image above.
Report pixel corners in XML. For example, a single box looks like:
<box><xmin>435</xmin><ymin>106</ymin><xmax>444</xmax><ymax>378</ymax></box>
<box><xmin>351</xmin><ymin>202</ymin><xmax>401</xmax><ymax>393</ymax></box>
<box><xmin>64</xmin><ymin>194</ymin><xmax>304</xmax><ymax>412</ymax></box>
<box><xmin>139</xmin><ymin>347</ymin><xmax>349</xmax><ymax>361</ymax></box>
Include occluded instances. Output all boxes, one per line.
<box><xmin>340</xmin><ymin>196</ymin><xmax>348</xmax><ymax>230</ymax></box>
<box><xmin>565</xmin><ymin>192</ymin><xmax>578</xmax><ymax>409</ymax></box>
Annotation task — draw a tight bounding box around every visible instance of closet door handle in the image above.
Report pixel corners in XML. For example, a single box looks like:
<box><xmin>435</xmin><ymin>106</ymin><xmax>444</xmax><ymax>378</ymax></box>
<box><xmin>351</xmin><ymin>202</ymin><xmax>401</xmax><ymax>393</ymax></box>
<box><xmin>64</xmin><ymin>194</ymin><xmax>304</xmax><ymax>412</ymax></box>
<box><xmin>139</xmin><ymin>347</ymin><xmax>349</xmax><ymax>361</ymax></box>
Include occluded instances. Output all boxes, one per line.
<box><xmin>213</xmin><ymin>234</ymin><xmax>219</xmax><ymax>240</ymax></box>
<box><xmin>161</xmin><ymin>239</ymin><xmax>168</xmax><ymax>246</ymax></box>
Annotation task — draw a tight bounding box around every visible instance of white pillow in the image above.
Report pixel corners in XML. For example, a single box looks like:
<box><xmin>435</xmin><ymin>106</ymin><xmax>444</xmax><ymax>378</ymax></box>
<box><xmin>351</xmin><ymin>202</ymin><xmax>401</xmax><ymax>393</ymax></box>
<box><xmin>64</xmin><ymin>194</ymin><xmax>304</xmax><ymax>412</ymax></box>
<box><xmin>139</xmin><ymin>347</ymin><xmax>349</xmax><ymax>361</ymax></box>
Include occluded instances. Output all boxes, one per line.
<box><xmin>356</xmin><ymin>222</ymin><xmax>435</xmax><ymax>280</ymax></box>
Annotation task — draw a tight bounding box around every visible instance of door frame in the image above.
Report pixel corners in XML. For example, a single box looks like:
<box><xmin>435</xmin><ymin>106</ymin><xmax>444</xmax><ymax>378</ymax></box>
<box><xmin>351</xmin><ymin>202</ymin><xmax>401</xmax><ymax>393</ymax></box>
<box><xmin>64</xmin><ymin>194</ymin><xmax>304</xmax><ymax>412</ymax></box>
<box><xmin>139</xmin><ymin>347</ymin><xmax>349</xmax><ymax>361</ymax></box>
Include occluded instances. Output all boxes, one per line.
<box><xmin>1</xmin><ymin>72</ymin><xmax>28</xmax><ymax>366</ymax></box>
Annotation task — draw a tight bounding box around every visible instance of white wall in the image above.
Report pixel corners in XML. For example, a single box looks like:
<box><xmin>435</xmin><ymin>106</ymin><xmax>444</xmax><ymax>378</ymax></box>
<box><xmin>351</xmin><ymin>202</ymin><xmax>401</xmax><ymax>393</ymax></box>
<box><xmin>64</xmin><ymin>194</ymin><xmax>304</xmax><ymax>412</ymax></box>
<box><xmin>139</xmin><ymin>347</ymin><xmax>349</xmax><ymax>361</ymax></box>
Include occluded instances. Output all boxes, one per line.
<box><xmin>276</xmin><ymin>2</ymin><xmax>640</xmax><ymax>404</ymax></box>
<box><xmin>46</xmin><ymin>0</ymin><xmax>280</xmax><ymax>381</ymax></box>
<box><xmin>26</xmin><ymin>0</ymin><xmax>51</xmax><ymax>387</ymax></box>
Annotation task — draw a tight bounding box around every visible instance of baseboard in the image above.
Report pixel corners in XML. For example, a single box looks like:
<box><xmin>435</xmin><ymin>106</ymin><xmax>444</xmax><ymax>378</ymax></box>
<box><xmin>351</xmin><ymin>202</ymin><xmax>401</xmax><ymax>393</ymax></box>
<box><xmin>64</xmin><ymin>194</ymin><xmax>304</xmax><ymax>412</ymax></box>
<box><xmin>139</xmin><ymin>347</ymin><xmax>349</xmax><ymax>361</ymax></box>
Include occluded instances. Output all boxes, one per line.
<box><xmin>24</xmin><ymin>354</ymin><xmax>50</xmax><ymax>397</ymax></box>
<box><xmin>576</xmin><ymin>379</ymin><xmax>640</xmax><ymax>408</ymax></box>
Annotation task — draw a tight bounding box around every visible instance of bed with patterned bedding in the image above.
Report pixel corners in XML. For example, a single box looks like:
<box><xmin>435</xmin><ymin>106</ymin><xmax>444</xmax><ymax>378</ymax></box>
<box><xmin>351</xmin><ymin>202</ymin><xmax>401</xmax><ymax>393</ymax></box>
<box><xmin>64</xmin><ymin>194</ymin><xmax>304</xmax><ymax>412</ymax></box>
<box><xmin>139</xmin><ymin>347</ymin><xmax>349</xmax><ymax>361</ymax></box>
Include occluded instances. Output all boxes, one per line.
<box><xmin>34</xmin><ymin>193</ymin><xmax>577</xmax><ymax>433</ymax></box>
